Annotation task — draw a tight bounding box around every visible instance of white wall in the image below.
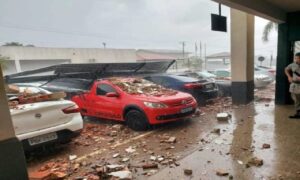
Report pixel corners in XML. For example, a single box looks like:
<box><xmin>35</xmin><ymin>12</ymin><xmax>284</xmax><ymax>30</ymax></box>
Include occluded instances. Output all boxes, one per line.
<box><xmin>0</xmin><ymin>47</ymin><xmax>138</xmax><ymax>75</ymax></box>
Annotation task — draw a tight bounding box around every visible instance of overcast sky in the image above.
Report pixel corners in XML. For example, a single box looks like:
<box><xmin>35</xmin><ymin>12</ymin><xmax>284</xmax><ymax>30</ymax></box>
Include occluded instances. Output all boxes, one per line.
<box><xmin>0</xmin><ymin>0</ymin><xmax>277</xmax><ymax>57</ymax></box>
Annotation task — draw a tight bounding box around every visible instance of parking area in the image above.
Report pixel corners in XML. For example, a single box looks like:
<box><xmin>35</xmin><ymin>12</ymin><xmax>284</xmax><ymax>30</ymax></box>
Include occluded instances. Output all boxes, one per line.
<box><xmin>24</xmin><ymin>83</ymin><xmax>300</xmax><ymax>180</ymax></box>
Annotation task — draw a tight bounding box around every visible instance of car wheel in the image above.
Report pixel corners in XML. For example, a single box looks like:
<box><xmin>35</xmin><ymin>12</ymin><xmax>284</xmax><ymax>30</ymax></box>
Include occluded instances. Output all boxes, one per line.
<box><xmin>125</xmin><ymin>110</ymin><xmax>150</xmax><ymax>131</ymax></box>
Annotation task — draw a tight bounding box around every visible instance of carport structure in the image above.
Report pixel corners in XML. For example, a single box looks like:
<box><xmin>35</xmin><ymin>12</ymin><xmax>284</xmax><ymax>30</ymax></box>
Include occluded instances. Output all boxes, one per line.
<box><xmin>1</xmin><ymin>1</ymin><xmax>300</xmax><ymax>179</ymax></box>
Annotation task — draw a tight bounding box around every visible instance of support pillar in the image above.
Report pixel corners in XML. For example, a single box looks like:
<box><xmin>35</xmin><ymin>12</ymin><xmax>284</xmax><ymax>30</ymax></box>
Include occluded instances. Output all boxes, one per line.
<box><xmin>0</xmin><ymin>66</ymin><xmax>28</xmax><ymax>179</ymax></box>
<box><xmin>230</xmin><ymin>9</ymin><xmax>255</xmax><ymax>104</ymax></box>
<box><xmin>15</xmin><ymin>59</ymin><xmax>22</xmax><ymax>72</ymax></box>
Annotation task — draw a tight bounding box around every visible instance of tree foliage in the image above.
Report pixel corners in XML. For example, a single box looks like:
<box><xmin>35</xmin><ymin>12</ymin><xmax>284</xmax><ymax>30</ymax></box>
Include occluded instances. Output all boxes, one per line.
<box><xmin>0</xmin><ymin>54</ymin><xmax>9</xmax><ymax>70</ymax></box>
<box><xmin>262</xmin><ymin>21</ymin><xmax>278</xmax><ymax>42</ymax></box>
<box><xmin>3</xmin><ymin>42</ymin><xmax>24</xmax><ymax>46</ymax></box>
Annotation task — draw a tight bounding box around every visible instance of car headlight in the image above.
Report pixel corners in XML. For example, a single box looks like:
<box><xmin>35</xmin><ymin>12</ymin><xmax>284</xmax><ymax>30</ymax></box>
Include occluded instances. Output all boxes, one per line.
<box><xmin>144</xmin><ymin>102</ymin><xmax>168</xmax><ymax>108</ymax></box>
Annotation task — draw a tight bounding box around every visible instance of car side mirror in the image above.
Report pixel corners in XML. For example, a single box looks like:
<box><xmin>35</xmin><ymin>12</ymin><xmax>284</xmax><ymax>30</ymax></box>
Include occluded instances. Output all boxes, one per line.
<box><xmin>106</xmin><ymin>92</ymin><xmax>119</xmax><ymax>97</ymax></box>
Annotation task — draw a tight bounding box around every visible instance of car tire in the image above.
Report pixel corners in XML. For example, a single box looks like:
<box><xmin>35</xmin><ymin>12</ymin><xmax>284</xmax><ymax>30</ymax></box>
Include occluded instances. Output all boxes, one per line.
<box><xmin>125</xmin><ymin>109</ymin><xmax>150</xmax><ymax>131</ymax></box>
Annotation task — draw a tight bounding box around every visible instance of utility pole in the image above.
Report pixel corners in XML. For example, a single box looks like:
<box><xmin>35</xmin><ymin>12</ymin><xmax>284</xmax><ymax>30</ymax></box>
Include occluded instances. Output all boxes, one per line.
<box><xmin>194</xmin><ymin>42</ymin><xmax>198</xmax><ymax>57</ymax></box>
<box><xmin>199</xmin><ymin>41</ymin><xmax>202</xmax><ymax>59</ymax></box>
<box><xmin>102</xmin><ymin>42</ymin><xmax>106</xmax><ymax>49</ymax></box>
<box><xmin>179</xmin><ymin>41</ymin><xmax>185</xmax><ymax>60</ymax></box>
<box><xmin>204</xmin><ymin>43</ymin><xmax>207</xmax><ymax>70</ymax></box>
<box><xmin>270</xmin><ymin>51</ymin><xmax>273</xmax><ymax>67</ymax></box>
<box><xmin>179</xmin><ymin>41</ymin><xmax>187</xmax><ymax>69</ymax></box>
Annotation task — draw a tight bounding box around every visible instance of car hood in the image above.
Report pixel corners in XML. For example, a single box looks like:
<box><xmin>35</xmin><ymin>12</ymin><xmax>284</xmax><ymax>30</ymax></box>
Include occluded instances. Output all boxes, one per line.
<box><xmin>129</xmin><ymin>91</ymin><xmax>194</xmax><ymax>103</ymax></box>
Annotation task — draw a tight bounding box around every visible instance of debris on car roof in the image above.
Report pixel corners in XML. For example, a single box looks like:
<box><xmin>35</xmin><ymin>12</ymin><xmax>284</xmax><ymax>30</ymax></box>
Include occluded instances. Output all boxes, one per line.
<box><xmin>6</xmin><ymin>84</ymin><xmax>66</xmax><ymax>109</ymax></box>
<box><xmin>108</xmin><ymin>77</ymin><xmax>177</xmax><ymax>96</ymax></box>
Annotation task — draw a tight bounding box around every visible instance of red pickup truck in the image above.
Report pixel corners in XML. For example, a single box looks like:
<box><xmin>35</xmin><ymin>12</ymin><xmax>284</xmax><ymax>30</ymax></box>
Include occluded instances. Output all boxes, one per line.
<box><xmin>72</xmin><ymin>77</ymin><xmax>197</xmax><ymax>130</ymax></box>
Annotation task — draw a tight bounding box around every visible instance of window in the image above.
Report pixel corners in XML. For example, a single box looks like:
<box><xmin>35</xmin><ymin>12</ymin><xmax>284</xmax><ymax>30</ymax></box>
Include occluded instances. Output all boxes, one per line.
<box><xmin>294</xmin><ymin>41</ymin><xmax>300</xmax><ymax>55</ymax></box>
<box><xmin>97</xmin><ymin>84</ymin><xmax>116</xmax><ymax>96</ymax></box>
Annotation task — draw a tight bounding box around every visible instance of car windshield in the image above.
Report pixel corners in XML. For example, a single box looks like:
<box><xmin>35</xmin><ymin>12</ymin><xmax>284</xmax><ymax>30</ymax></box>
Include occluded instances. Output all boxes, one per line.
<box><xmin>197</xmin><ymin>72</ymin><xmax>216</xmax><ymax>78</ymax></box>
<box><xmin>168</xmin><ymin>75</ymin><xmax>199</xmax><ymax>82</ymax></box>
<box><xmin>108</xmin><ymin>78</ymin><xmax>177</xmax><ymax>96</ymax></box>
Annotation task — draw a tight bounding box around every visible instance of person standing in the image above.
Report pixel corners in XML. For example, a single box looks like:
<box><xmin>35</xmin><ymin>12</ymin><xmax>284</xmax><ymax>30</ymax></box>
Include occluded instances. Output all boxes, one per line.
<box><xmin>285</xmin><ymin>52</ymin><xmax>300</xmax><ymax>118</ymax></box>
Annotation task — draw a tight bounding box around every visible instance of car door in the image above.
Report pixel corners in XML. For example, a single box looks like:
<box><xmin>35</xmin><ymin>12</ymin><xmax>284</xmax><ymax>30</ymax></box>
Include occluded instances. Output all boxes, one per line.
<box><xmin>92</xmin><ymin>83</ymin><xmax>123</xmax><ymax>120</ymax></box>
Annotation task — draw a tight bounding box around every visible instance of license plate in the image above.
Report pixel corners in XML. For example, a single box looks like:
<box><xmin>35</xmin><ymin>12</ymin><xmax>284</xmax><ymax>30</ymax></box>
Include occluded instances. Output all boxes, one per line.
<box><xmin>205</xmin><ymin>84</ymin><xmax>213</xmax><ymax>89</ymax></box>
<box><xmin>28</xmin><ymin>132</ymin><xmax>58</xmax><ymax>146</ymax></box>
<box><xmin>181</xmin><ymin>107</ymin><xmax>193</xmax><ymax>113</ymax></box>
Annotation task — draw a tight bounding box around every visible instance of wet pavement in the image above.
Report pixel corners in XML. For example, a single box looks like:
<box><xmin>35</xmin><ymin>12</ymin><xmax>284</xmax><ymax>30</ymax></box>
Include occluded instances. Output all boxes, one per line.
<box><xmin>26</xmin><ymin>84</ymin><xmax>300</xmax><ymax>179</ymax></box>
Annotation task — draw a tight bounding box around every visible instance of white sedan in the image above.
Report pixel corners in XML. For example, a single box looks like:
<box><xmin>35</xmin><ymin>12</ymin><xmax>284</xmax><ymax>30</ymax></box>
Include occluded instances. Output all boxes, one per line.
<box><xmin>9</xmin><ymin>87</ymin><xmax>83</xmax><ymax>150</ymax></box>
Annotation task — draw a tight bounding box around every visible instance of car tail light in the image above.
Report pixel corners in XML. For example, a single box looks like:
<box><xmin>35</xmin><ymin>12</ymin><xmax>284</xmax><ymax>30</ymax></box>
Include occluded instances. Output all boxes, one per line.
<box><xmin>268</xmin><ymin>70</ymin><xmax>276</xmax><ymax>74</ymax></box>
<box><xmin>62</xmin><ymin>104</ymin><xmax>79</xmax><ymax>114</ymax></box>
<box><xmin>184</xmin><ymin>83</ymin><xmax>203</xmax><ymax>89</ymax></box>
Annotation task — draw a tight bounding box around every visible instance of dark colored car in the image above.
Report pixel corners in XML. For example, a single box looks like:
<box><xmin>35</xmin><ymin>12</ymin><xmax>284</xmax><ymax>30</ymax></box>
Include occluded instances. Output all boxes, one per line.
<box><xmin>41</xmin><ymin>78</ymin><xmax>93</xmax><ymax>99</ymax></box>
<box><xmin>144</xmin><ymin>74</ymin><xmax>218</xmax><ymax>105</ymax></box>
<box><xmin>176</xmin><ymin>71</ymin><xmax>232</xmax><ymax>97</ymax></box>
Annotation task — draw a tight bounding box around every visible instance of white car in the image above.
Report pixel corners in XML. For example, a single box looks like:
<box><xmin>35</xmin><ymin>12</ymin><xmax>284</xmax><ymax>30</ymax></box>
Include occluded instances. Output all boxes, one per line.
<box><xmin>210</xmin><ymin>69</ymin><xmax>274</xmax><ymax>88</ymax></box>
<box><xmin>9</xmin><ymin>87</ymin><xmax>83</xmax><ymax>150</ymax></box>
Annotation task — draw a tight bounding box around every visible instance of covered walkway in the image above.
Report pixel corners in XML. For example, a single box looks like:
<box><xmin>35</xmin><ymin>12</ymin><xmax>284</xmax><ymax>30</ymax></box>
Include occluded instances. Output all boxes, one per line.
<box><xmin>150</xmin><ymin>102</ymin><xmax>300</xmax><ymax>179</ymax></box>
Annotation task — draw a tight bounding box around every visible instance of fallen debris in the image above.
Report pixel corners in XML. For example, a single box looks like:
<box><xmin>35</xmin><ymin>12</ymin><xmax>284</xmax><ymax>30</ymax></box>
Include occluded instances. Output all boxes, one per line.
<box><xmin>211</xmin><ymin>128</ymin><xmax>221</xmax><ymax>135</ymax></box>
<box><xmin>216</xmin><ymin>169</ymin><xmax>229</xmax><ymax>176</ymax></box>
<box><xmin>106</xmin><ymin>165</ymin><xmax>126</xmax><ymax>172</ymax></box>
<box><xmin>112</xmin><ymin>124</ymin><xmax>125</xmax><ymax>131</ymax></box>
<box><xmin>143</xmin><ymin>169</ymin><xmax>158</xmax><ymax>176</ymax></box>
<box><xmin>142</xmin><ymin>164</ymin><xmax>159</xmax><ymax>170</ymax></box>
<box><xmin>184</xmin><ymin>169</ymin><xmax>193</xmax><ymax>175</ymax></box>
<box><xmin>262</xmin><ymin>143</ymin><xmax>271</xmax><ymax>149</ymax></box>
<box><xmin>110</xmin><ymin>78</ymin><xmax>177</xmax><ymax>96</ymax></box>
<box><xmin>217</xmin><ymin>113</ymin><xmax>230</xmax><ymax>121</ymax></box>
<box><xmin>246</xmin><ymin>157</ymin><xmax>263</xmax><ymax>167</ymax></box>
<box><xmin>166</xmin><ymin>137</ymin><xmax>177</xmax><ymax>143</ymax></box>
<box><xmin>113</xmin><ymin>153</ymin><xmax>120</xmax><ymax>158</ymax></box>
<box><xmin>69</xmin><ymin>155</ymin><xmax>77</xmax><ymax>161</ymax></box>
<box><xmin>150</xmin><ymin>156</ymin><xmax>157</xmax><ymax>161</ymax></box>
<box><xmin>122</xmin><ymin>157</ymin><xmax>130</xmax><ymax>162</ymax></box>
<box><xmin>125</xmin><ymin>146</ymin><xmax>136</xmax><ymax>153</ymax></box>
<box><xmin>108</xmin><ymin>170</ymin><xmax>132</xmax><ymax>180</ymax></box>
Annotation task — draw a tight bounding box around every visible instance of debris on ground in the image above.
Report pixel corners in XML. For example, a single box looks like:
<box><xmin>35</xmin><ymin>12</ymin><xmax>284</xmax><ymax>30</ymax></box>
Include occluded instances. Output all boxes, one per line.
<box><xmin>142</xmin><ymin>169</ymin><xmax>158</xmax><ymax>176</ymax></box>
<box><xmin>211</xmin><ymin>128</ymin><xmax>221</xmax><ymax>135</ymax></box>
<box><xmin>184</xmin><ymin>169</ymin><xmax>193</xmax><ymax>175</ymax></box>
<box><xmin>108</xmin><ymin>170</ymin><xmax>132</xmax><ymax>179</ymax></box>
<box><xmin>69</xmin><ymin>155</ymin><xmax>77</xmax><ymax>161</ymax></box>
<box><xmin>166</xmin><ymin>136</ymin><xmax>177</xmax><ymax>143</ymax></box>
<box><xmin>246</xmin><ymin>157</ymin><xmax>264</xmax><ymax>167</ymax></box>
<box><xmin>217</xmin><ymin>113</ymin><xmax>231</xmax><ymax>121</ymax></box>
<box><xmin>125</xmin><ymin>146</ymin><xmax>136</xmax><ymax>153</ymax></box>
<box><xmin>113</xmin><ymin>153</ymin><xmax>120</xmax><ymax>158</ymax></box>
<box><xmin>122</xmin><ymin>157</ymin><xmax>130</xmax><ymax>162</ymax></box>
<box><xmin>142</xmin><ymin>164</ymin><xmax>159</xmax><ymax>170</ymax></box>
<box><xmin>112</xmin><ymin>124</ymin><xmax>125</xmax><ymax>131</ymax></box>
<box><xmin>262</xmin><ymin>143</ymin><xmax>271</xmax><ymax>149</ymax></box>
<box><xmin>216</xmin><ymin>169</ymin><xmax>229</xmax><ymax>176</ymax></box>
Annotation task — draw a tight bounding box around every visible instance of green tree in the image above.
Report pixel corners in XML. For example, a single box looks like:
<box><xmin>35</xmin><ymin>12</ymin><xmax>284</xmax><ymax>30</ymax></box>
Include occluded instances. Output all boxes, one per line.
<box><xmin>0</xmin><ymin>54</ymin><xmax>9</xmax><ymax>70</ymax></box>
<box><xmin>3</xmin><ymin>42</ymin><xmax>24</xmax><ymax>46</ymax></box>
<box><xmin>262</xmin><ymin>21</ymin><xmax>278</xmax><ymax>42</ymax></box>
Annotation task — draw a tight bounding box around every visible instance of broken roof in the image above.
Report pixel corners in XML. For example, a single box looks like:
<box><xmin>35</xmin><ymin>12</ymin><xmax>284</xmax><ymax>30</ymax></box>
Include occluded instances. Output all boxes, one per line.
<box><xmin>5</xmin><ymin>61</ymin><xmax>175</xmax><ymax>84</ymax></box>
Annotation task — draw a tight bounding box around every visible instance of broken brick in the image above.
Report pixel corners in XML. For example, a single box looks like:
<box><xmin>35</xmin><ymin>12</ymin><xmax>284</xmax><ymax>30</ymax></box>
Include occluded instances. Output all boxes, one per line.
<box><xmin>262</xmin><ymin>143</ymin><xmax>271</xmax><ymax>149</ymax></box>
<box><xmin>216</xmin><ymin>169</ymin><xmax>229</xmax><ymax>176</ymax></box>
<box><xmin>184</xmin><ymin>169</ymin><xmax>193</xmax><ymax>175</ymax></box>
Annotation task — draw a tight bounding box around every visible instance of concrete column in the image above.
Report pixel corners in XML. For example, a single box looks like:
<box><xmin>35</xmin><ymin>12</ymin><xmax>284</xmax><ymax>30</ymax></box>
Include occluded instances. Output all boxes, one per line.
<box><xmin>0</xmin><ymin>66</ymin><xmax>28</xmax><ymax>179</ymax></box>
<box><xmin>230</xmin><ymin>9</ymin><xmax>255</xmax><ymax>104</ymax></box>
<box><xmin>15</xmin><ymin>59</ymin><xmax>22</xmax><ymax>72</ymax></box>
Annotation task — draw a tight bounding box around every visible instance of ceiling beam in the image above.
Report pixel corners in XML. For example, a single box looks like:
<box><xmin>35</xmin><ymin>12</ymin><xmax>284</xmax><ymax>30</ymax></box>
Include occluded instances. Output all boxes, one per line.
<box><xmin>212</xmin><ymin>0</ymin><xmax>286</xmax><ymax>23</ymax></box>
